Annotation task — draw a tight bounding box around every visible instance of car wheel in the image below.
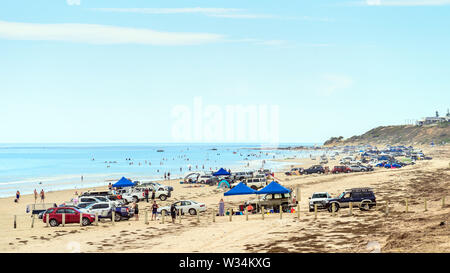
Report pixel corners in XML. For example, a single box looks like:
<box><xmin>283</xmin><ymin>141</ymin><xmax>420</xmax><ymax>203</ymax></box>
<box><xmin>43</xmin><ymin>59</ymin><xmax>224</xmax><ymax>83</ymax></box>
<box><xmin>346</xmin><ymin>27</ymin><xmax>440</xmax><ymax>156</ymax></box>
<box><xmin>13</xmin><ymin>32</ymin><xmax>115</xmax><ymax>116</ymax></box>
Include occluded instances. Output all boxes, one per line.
<box><xmin>328</xmin><ymin>203</ymin><xmax>339</xmax><ymax>213</ymax></box>
<box><xmin>189</xmin><ymin>208</ymin><xmax>197</xmax><ymax>215</ymax></box>
<box><xmin>360</xmin><ymin>201</ymin><xmax>370</xmax><ymax>211</ymax></box>
<box><xmin>159</xmin><ymin>195</ymin><xmax>167</xmax><ymax>201</ymax></box>
<box><xmin>250</xmin><ymin>186</ymin><xmax>257</xmax><ymax>190</ymax></box>
<box><xmin>82</xmin><ymin>217</ymin><xmax>91</xmax><ymax>226</ymax></box>
<box><xmin>49</xmin><ymin>219</ymin><xmax>59</xmax><ymax>227</ymax></box>
<box><xmin>114</xmin><ymin>213</ymin><xmax>122</xmax><ymax>221</ymax></box>
<box><xmin>309</xmin><ymin>208</ymin><xmax>313</xmax><ymax>212</ymax></box>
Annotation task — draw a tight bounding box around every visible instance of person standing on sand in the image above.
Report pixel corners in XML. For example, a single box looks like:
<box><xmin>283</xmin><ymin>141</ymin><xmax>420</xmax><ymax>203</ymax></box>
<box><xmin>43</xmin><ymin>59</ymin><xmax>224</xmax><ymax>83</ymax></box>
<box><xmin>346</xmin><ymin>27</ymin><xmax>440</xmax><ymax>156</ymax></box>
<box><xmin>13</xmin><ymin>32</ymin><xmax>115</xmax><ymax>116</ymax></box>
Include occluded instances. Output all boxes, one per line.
<box><xmin>15</xmin><ymin>191</ymin><xmax>20</xmax><ymax>203</ymax></box>
<box><xmin>164</xmin><ymin>173</ymin><xmax>167</xmax><ymax>180</ymax></box>
<box><xmin>170</xmin><ymin>203</ymin><xmax>177</xmax><ymax>224</ymax></box>
<box><xmin>40</xmin><ymin>189</ymin><xmax>45</xmax><ymax>203</ymax></box>
<box><xmin>151</xmin><ymin>201</ymin><xmax>159</xmax><ymax>221</ymax></box>
<box><xmin>144</xmin><ymin>188</ymin><xmax>149</xmax><ymax>203</ymax></box>
<box><xmin>151</xmin><ymin>189</ymin><xmax>155</xmax><ymax>201</ymax></box>
<box><xmin>132</xmin><ymin>201</ymin><xmax>139</xmax><ymax>221</ymax></box>
<box><xmin>34</xmin><ymin>189</ymin><xmax>38</xmax><ymax>203</ymax></box>
<box><xmin>219</xmin><ymin>199</ymin><xmax>225</xmax><ymax>216</ymax></box>
<box><xmin>168</xmin><ymin>172</ymin><xmax>170</xmax><ymax>180</ymax></box>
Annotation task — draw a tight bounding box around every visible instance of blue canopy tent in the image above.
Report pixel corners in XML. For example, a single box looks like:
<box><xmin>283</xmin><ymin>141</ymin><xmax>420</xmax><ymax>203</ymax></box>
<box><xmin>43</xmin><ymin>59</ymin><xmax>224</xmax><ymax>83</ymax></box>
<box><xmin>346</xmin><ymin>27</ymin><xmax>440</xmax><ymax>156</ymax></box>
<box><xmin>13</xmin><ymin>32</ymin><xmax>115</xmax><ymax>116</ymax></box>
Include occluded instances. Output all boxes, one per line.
<box><xmin>256</xmin><ymin>181</ymin><xmax>291</xmax><ymax>195</ymax></box>
<box><xmin>113</xmin><ymin>177</ymin><xmax>136</xmax><ymax>188</ymax></box>
<box><xmin>224</xmin><ymin>182</ymin><xmax>257</xmax><ymax>196</ymax></box>
<box><xmin>213</xmin><ymin>168</ymin><xmax>231</xmax><ymax>176</ymax></box>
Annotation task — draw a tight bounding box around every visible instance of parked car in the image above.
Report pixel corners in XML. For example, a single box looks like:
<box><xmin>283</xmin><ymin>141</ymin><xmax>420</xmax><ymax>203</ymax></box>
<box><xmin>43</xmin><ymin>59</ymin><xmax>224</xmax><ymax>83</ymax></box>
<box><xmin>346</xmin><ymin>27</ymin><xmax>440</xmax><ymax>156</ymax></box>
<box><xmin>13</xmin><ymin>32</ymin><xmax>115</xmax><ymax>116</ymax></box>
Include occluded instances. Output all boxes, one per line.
<box><xmin>121</xmin><ymin>187</ymin><xmax>171</xmax><ymax>203</ymax></box>
<box><xmin>158</xmin><ymin>200</ymin><xmax>207</xmax><ymax>216</ymax></box>
<box><xmin>324</xmin><ymin>188</ymin><xmax>376</xmax><ymax>212</ymax></box>
<box><xmin>76</xmin><ymin>196</ymin><xmax>123</xmax><ymax>207</ymax></box>
<box><xmin>26</xmin><ymin>202</ymin><xmax>57</xmax><ymax>215</ymax></box>
<box><xmin>309</xmin><ymin>192</ymin><xmax>332</xmax><ymax>212</ymax></box>
<box><xmin>42</xmin><ymin>207</ymin><xmax>96</xmax><ymax>227</ymax></box>
<box><xmin>285</xmin><ymin>168</ymin><xmax>305</xmax><ymax>176</ymax></box>
<box><xmin>80</xmin><ymin>190</ymin><xmax>111</xmax><ymax>197</ymax></box>
<box><xmin>139</xmin><ymin>181</ymin><xmax>174</xmax><ymax>192</ymax></box>
<box><xmin>331</xmin><ymin>166</ymin><xmax>352</xmax><ymax>174</ymax></box>
<box><xmin>384</xmin><ymin>163</ymin><xmax>402</xmax><ymax>169</ymax></box>
<box><xmin>245</xmin><ymin>191</ymin><xmax>296</xmax><ymax>212</ymax></box>
<box><xmin>349</xmin><ymin>165</ymin><xmax>372</xmax><ymax>172</ymax></box>
<box><xmin>304</xmin><ymin>165</ymin><xmax>325</xmax><ymax>174</ymax></box>
<box><xmin>230</xmin><ymin>171</ymin><xmax>253</xmax><ymax>181</ymax></box>
<box><xmin>78</xmin><ymin>202</ymin><xmax>133</xmax><ymax>221</ymax></box>
<box><xmin>231</xmin><ymin>177</ymin><xmax>267</xmax><ymax>190</ymax></box>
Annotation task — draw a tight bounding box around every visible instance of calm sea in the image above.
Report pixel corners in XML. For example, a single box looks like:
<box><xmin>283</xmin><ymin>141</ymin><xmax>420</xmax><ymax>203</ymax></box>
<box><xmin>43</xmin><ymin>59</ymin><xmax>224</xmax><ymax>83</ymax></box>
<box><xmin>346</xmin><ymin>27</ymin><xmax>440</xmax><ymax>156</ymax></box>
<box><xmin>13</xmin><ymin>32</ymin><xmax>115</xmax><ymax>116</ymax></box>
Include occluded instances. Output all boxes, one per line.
<box><xmin>0</xmin><ymin>143</ymin><xmax>324</xmax><ymax>197</ymax></box>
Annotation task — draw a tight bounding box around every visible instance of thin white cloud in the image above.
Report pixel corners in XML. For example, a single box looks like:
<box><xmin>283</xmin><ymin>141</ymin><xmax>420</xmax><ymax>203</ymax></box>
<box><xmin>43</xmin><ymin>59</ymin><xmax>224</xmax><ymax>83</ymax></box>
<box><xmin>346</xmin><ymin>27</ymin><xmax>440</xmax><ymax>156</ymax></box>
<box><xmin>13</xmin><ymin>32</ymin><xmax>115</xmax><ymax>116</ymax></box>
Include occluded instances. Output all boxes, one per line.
<box><xmin>92</xmin><ymin>7</ymin><xmax>332</xmax><ymax>22</ymax></box>
<box><xmin>361</xmin><ymin>0</ymin><xmax>450</xmax><ymax>6</ymax></box>
<box><xmin>0</xmin><ymin>20</ymin><xmax>224</xmax><ymax>45</ymax></box>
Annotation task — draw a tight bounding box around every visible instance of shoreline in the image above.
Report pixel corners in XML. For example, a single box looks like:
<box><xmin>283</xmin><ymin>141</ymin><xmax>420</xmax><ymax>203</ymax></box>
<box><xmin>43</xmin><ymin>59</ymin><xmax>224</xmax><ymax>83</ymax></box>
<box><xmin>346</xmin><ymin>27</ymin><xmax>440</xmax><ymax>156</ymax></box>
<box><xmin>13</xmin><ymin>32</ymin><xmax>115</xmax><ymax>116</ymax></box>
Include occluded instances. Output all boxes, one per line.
<box><xmin>0</xmin><ymin>155</ymin><xmax>309</xmax><ymax>199</ymax></box>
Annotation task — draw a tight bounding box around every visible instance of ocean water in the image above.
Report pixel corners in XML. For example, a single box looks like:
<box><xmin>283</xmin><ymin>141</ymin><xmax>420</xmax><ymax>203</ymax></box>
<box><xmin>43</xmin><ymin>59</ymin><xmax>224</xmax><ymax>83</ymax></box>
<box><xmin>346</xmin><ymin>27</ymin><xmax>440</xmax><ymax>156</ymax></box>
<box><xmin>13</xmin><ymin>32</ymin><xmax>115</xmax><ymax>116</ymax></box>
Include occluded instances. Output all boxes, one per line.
<box><xmin>0</xmin><ymin>143</ymin><xmax>324</xmax><ymax>197</ymax></box>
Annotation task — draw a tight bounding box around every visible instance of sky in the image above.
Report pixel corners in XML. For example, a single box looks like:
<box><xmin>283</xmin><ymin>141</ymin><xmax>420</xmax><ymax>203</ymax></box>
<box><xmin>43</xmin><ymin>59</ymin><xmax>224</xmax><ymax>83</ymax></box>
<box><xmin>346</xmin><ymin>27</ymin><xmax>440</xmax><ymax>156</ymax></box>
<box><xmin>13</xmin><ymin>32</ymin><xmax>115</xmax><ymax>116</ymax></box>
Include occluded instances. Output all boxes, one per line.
<box><xmin>0</xmin><ymin>0</ymin><xmax>449</xmax><ymax>144</ymax></box>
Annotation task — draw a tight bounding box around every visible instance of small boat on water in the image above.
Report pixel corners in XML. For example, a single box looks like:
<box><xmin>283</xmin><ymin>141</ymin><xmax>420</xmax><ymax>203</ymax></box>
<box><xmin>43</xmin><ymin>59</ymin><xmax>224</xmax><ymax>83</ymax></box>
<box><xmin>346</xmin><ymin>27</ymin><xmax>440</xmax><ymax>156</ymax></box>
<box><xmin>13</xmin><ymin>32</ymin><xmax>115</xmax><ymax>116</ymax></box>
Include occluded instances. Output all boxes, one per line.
<box><xmin>157</xmin><ymin>150</ymin><xmax>164</xmax><ymax>152</ymax></box>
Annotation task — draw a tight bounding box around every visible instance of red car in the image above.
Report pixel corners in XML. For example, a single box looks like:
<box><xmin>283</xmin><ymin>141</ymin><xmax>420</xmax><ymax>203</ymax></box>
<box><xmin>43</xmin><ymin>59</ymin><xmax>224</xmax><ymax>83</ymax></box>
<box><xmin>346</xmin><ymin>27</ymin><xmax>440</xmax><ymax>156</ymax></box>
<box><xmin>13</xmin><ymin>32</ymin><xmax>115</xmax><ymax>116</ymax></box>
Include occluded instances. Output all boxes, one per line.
<box><xmin>332</xmin><ymin>166</ymin><xmax>352</xmax><ymax>174</ymax></box>
<box><xmin>42</xmin><ymin>207</ymin><xmax>96</xmax><ymax>227</ymax></box>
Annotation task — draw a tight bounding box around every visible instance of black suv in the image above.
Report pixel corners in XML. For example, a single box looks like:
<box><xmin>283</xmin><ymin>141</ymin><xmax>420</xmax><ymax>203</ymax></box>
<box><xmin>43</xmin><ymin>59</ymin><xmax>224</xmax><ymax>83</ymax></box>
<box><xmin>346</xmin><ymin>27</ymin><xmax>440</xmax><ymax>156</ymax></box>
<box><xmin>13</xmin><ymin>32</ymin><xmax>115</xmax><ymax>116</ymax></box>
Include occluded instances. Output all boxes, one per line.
<box><xmin>304</xmin><ymin>165</ymin><xmax>325</xmax><ymax>174</ymax></box>
<box><xmin>324</xmin><ymin>188</ymin><xmax>376</xmax><ymax>212</ymax></box>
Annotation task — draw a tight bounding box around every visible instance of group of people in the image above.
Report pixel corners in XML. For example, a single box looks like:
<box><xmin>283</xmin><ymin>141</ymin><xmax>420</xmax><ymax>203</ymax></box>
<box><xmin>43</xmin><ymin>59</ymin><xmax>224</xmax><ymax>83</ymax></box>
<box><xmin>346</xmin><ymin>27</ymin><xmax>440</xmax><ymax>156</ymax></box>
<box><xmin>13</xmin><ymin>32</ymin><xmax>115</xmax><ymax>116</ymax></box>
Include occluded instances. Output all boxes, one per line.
<box><xmin>14</xmin><ymin>189</ymin><xmax>45</xmax><ymax>203</ymax></box>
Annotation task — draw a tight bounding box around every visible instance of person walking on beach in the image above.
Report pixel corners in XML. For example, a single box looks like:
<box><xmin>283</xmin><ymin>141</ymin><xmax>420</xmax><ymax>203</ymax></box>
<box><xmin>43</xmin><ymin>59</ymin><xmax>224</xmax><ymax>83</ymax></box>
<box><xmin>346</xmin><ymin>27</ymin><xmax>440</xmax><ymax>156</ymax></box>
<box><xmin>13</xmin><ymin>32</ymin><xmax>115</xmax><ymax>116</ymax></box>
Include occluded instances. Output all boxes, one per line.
<box><xmin>170</xmin><ymin>203</ymin><xmax>177</xmax><ymax>224</ymax></box>
<box><xmin>15</xmin><ymin>191</ymin><xmax>20</xmax><ymax>203</ymax></box>
<box><xmin>164</xmin><ymin>173</ymin><xmax>167</xmax><ymax>180</ymax></box>
<box><xmin>151</xmin><ymin>189</ymin><xmax>155</xmax><ymax>201</ymax></box>
<box><xmin>132</xmin><ymin>202</ymin><xmax>139</xmax><ymax>221</ymax></box>
<box><xmin>40</xmin><ymin>189</ymin><xmax>45</xmax><ymax>203</ymax></box>
<box><xmin>151</xmin><ymin>201</ymin><xmax>159</xmax><ymax>221</ymax></box>
<box><xmin>108</xmin><ymin>183</ymin><xmax>112</xmax><ymax>191</ymax></box>
<box><xmin>168</xmin><ymin>172</ymin><xmax>170</xmax><ymax>180</ymax></box>
<box><xmin>34</xmin><ymin>189</ymin><xmax>38</xmax><ymax>203</ymax></box>
<box><xmin>144</xmin><ymin>188</ymin><xmax>149</xmax><ymax>203</ymax></box>
<box><xmin>219</xmin><ymin>199</ymin><xmax>225</xmax><ymax>216</ymax></box>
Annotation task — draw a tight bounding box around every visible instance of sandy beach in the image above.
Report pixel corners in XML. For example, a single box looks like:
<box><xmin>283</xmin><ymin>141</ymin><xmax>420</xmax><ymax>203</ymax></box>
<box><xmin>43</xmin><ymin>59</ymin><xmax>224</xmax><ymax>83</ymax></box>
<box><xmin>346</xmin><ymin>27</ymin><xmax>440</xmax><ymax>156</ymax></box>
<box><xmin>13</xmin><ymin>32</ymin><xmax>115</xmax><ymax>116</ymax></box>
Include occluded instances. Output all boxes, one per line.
<box><xmin>1</xmin><ymin>145</ymin><xmax>449</xmax><ymax>253</ymax></box>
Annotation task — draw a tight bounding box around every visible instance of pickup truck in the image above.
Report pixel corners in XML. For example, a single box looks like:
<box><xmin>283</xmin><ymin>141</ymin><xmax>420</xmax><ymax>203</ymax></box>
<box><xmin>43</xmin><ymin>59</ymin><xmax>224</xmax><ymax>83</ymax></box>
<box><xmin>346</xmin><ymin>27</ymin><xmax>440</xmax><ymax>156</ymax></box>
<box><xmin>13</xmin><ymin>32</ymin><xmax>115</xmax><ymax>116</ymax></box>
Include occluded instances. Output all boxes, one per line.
<box><xmin>121</xmin><ymin>187</ymin><xmax>171</xmax><ymax>203</ymax></box>
<box><xmin>138</xmin><ymin>181</ymin><xmax>174</xmax><ymax>192</ymax></box>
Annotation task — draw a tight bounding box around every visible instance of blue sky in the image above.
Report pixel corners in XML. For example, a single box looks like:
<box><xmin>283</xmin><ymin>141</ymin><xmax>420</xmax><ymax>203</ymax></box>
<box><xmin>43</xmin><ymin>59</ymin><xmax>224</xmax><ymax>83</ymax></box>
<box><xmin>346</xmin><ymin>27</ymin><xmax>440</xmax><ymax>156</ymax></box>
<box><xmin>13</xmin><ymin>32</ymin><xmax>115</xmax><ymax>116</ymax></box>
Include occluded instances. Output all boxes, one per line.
<box><xmin>0</xmin><ymin>0</ymin><xmax>449</xmax><ymax>143</ymax></box>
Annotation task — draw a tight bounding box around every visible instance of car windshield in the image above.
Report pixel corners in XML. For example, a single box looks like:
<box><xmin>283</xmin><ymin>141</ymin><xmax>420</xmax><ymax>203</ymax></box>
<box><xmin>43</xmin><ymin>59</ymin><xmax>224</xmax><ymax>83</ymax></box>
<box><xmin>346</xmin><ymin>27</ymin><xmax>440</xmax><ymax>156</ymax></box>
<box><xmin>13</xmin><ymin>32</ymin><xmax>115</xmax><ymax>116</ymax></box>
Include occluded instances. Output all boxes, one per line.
<box><xmin>312</xmin><ymin>193</ymin><xmax>328</xmax><ymax>198</ymax></box>
<box><xmin>84</xmin><ymin>203</ymin><xmax>97</xmax><ymax>209</ymax></box>
<box><xmin>338</xmin><ymin>192</ymin><xmax>345</xmax><ymax>199</ymax></box>
<box><xmin>78</xmin><ymin>203</ymin><xmax>93</xmax><ymax>208</ymax></box>
<box><xmin>97</xmin><ymin>197</ymin><xmax>107</xmax><ymax>201</ymax></box>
